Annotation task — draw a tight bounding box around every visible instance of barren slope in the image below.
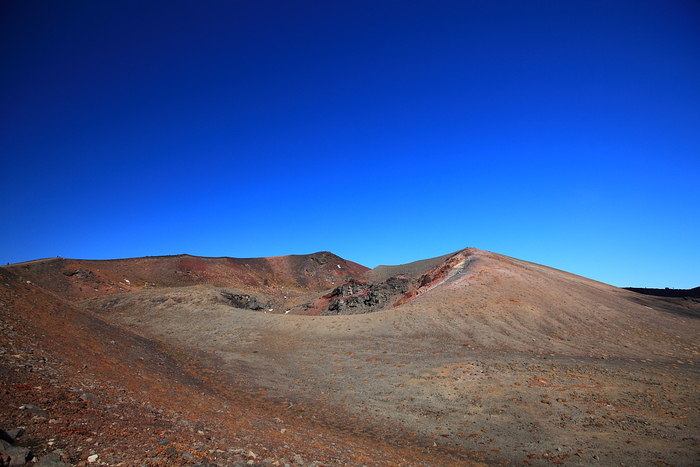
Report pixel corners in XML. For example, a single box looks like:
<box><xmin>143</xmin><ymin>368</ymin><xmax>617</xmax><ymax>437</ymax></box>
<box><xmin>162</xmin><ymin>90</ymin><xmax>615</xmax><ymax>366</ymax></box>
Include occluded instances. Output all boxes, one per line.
<box><xmin>79</xmin><ymin>248</ymin><xmax>700</xmax><ymax>466</ymax></box>
<box><xmin>4</xmin><ymin>252</ymin><xmax>367</xmax><ymax>302</ymax></box>
<box><xmin>0</xmin><ymin>263</ymin><xmax>474</xmax><ymax>466</ymax></box>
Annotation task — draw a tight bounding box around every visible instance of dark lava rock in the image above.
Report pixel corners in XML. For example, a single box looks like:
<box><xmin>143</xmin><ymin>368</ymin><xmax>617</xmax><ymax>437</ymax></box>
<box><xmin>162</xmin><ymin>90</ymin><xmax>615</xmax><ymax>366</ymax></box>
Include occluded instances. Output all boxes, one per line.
<box><xmin>80</xmin><ymin>392</ymin><xmax>99</xmax><ymax>405</ymax></box>
<box><xmin>1</xmin><ymin>445</ymin><xmax>31</xmax><ymax>467</ymax></box>
<box><xmin>0</xmin><ymin>429</ymin><xmax>22</xmax><ymax>444</ymax></box>
<box><xmin>323</xmin><ymin>276</ymin><xmax>411</xmax><ymax>315</ymax></box>
<box><xmin>34</xmin><ymin>453</ymin><xmax>69</xmax><ymax>467</ymax></box>
<box><xmin>20</xmin><ymin>404</ymin><xmax>48</xmax><ymax>418</ymax></box>
<box><xmin>220</xmin><ymin>292</ymin><xmax>270</xmax><ymax>311</ymax></box>
<box><xmin>61</xmin><ymin>269</ymin><xmax>94</xmax><ymax>280</ymax></box>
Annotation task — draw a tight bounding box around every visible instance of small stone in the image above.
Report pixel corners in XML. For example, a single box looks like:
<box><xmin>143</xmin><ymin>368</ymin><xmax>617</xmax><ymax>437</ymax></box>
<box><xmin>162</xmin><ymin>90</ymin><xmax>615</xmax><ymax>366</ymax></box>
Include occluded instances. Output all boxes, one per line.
<box><xmin>22</xmin><ymin>404</ymin><xmax>48</xmax><ymax>418</ymax></box>
<box><xmin>35</xmin><ymin>452</ymin><xmax>69</xmax><ymax>467</ymax></box>
<box><xmin>5</xmin><ymin>445</ymin><xmax>31</xmax><ymax>467</ymax></box>
<box><xmin>80</xmin><ymin>392</ymin><xmax>99</xmax><ymax>404</ymax></box>
<box><xmin>182</xmin><ymin>452</ymin><xmax>195</xmax><ymax>462</ymax></box>
<box><xmin>4</xmin><ymin>428</ymin><xmax>24</xmax><ymax>442</ymax></box>
<box><xmin>87</xmin><ymin>454</ymin><xmax>98</xmax><ymax>463</ymax></box>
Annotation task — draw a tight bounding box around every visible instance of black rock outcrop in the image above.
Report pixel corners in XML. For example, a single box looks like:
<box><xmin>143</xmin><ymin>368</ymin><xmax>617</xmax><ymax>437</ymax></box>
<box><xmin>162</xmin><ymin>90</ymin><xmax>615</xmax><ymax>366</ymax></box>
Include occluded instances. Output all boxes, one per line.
<box><xmin>322</xmin><ymin>276</ymin><xmax>411</xmax><ymax>315</ymax></box>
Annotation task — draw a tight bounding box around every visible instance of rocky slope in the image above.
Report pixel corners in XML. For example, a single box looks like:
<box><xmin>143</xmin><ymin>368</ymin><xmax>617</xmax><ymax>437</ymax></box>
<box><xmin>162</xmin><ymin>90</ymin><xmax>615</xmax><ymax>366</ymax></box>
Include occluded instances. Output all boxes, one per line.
<box><xmin>0</xmin><ymin>262</ymin><xmax>467</xmax><ymax>467</ymax></box>
<box><xmin>2</xmin><ymin>248</ymin><xmax>699</xmax><ymax>466</ymax></box>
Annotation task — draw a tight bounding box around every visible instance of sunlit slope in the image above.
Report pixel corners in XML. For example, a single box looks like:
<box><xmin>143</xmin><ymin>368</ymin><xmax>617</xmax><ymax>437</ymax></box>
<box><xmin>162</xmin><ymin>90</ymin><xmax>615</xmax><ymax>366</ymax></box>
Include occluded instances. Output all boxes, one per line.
<box><xmin>382</xmin><ymin>248</ymin><xmax>698</xmax><ymax>359</ymax></box>
<box><xmin>3</xmin><ymin>251</ymin><xmax>368</xmax><ymax>301</ymax></box>
<box><xmin>81</xmin><ymin>248</ymin><xmax>699</xmax><ymax>361</ymax></box>
<box><xmin>74</xmin><ymin>248</ymin><xmax>700</xmax><ymax>466</ymax></box>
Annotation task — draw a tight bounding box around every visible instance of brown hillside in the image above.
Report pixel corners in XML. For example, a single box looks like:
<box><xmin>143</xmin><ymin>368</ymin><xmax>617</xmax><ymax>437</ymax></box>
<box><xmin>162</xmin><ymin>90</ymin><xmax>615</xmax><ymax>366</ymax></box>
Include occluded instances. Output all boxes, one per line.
<box><xmin>3</xmin><ymin>248</ymin><xmax>700</xmax><ymax>466</ymax></box>
<box><xmin>4</xmin><ymin>252</ymin><xmax>368</xmax><ymax>301</ymax></box>
<box><xmin>0</xmin><ymin>263</ymin><xmax>474</xmax><ymax>467</ymax></box>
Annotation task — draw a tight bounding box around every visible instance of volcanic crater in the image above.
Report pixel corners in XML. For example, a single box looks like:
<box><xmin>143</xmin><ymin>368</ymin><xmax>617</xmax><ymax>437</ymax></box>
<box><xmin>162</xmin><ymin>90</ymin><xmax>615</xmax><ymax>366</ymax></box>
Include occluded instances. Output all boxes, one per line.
<box><xmin>1</xmin><ymin>248</ymin><xmax>699</xmax><ymax>466</ymax></box>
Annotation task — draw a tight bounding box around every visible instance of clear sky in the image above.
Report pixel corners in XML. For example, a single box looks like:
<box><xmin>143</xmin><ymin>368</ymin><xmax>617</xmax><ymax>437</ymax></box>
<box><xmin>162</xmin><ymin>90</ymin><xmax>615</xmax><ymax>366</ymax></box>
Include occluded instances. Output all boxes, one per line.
<box><xmin>1</xmin><ymin>1</ymin><xmax>699</xmax><ymax>288</ymax></box>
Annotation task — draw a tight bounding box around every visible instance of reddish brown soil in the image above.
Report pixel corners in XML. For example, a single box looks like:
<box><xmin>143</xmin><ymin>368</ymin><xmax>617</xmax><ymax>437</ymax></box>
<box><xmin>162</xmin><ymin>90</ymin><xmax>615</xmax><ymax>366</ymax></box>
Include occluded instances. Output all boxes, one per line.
<box><xmin>5</xmin><ymin>252</ymin><xmax>367</xmax><ymax>301</ymax></box>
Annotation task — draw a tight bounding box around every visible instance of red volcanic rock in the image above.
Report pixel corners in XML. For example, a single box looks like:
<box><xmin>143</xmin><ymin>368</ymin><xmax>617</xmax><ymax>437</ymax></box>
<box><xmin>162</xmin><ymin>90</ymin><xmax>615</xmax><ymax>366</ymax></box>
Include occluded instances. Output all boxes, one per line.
<box><xmin>393</xmin><ymin>249</ymin><xmax>474</xmax><ymax>307</ymax></box>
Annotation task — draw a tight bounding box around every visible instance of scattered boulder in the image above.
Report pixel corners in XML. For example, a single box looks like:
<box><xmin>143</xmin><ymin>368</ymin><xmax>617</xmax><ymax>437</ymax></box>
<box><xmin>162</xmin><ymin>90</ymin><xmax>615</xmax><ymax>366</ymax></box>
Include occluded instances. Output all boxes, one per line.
<box><xmin>220</xmin><ymin>292</ymin><xmax>271</xmax><ymax>311</ymax></box>
<box><xmin>79</xmin><ymin>392</ymin><xmax>99</xmax><ymax>405</ymax></box>
<box><xmin>1</xmin><ymin>445</ymin><xmax>31</xmax><ymax>467</ymax></box>
<box><xmin>62</xmin><ymin>269</ymin><xmax>94</xmax><ymax>279</ymax></box>
<box><xmin>0</xmin><ymin>429</ymin><xmax>22</xmax><ymax>444</ymax></box>
<box><xmin>19</xmin><ymin>404</ymin><xmax>48</xmax><ymax>419</ymax></box>
<box><xmin>164</xmin><ymin>445</ymin><xmax>177</xmax><ymax>458</ymax></box>
<box><xmin>34</xmin><ymin>453</ymin><xmax>69</xmax><ymax>467</ymax></box>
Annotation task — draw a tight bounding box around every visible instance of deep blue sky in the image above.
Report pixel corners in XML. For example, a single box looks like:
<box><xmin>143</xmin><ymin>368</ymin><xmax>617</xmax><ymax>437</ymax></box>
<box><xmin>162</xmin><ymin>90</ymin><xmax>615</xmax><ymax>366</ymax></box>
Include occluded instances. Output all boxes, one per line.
<box><xmin>2</xmin><ymin>1</ymin><xmax>699</xmax><ymax>288</ymax></box>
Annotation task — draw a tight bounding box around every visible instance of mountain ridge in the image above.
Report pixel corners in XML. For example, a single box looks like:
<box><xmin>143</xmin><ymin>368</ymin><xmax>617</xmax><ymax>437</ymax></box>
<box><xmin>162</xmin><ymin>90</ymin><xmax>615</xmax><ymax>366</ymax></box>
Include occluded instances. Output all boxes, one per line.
<box><xmin>2</xmin><ymin>251</ymin><xmax>368</xmax><ymax>302</ymax></box>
